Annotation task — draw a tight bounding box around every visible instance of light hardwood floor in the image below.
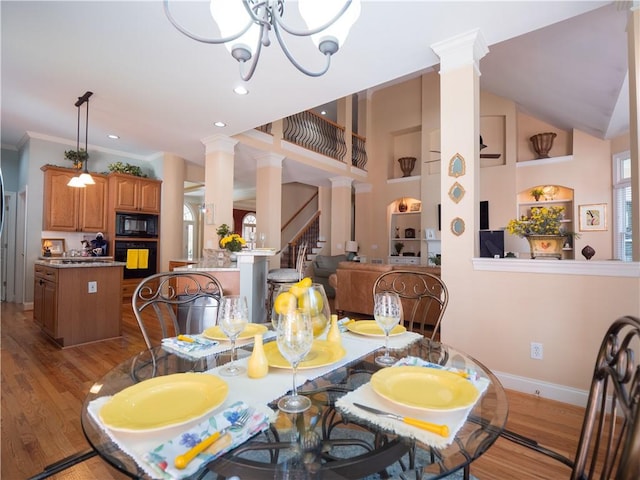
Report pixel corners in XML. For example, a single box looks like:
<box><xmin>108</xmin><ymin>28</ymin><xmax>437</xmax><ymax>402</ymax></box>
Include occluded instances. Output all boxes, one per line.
<box><xmin>1</xmin><ymin>301</ymin><xmax>584</xmax><ymax>479</ymax></box>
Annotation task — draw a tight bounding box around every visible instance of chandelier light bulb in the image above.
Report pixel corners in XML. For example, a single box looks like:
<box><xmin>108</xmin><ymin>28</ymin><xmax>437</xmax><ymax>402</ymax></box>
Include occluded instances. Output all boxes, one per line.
<box><xmin>164</xmin><ymin>0</ymin><xmax>360</xmax><ymax>81</ymax></box>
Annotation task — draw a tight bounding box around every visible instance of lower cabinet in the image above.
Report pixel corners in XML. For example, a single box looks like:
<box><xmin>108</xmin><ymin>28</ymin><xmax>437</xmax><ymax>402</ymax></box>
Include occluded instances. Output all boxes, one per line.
<box><xmin>33</xmin><ymin>264</ymin><xmax>123</xmax><ymax>347</ymax></box>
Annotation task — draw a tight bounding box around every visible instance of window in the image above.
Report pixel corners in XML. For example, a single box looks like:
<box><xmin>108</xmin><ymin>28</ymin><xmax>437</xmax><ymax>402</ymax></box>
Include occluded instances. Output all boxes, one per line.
<box><xmin>183</xmin><ymin>204</ymin><xmax>196</xmax><ymax>258</ymax></box>
<box><xmin>242</xmin><ymin>213</ymin><xmax>256</xmax><ymax>248</ymax></box>
<box><xmin>613</xmin><ymin>151</ymin><xmax>631</xmax><ymax>261</ymax></box>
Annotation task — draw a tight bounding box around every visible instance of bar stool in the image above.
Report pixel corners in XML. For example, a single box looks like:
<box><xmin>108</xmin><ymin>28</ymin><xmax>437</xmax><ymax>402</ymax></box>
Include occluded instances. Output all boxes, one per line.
<box><xmin>266</xmin><ymin>243</ymin><xmax>307</xmax><ymax>323</ymax></box>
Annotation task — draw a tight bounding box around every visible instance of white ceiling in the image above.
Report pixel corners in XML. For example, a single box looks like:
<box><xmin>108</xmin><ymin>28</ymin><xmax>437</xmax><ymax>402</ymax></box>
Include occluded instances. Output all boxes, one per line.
<box><xmin>1</xmin><ymin>1</ymin><xmax>630</xmax><ymax>199</ymax></box>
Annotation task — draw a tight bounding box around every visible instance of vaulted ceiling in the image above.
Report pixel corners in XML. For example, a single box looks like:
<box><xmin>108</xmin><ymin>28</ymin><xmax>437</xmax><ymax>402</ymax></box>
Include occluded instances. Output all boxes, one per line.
<box><xmin>2</xmin><ymin>1</ymin><xmax>630</xmax><ymax>194</ymax></box>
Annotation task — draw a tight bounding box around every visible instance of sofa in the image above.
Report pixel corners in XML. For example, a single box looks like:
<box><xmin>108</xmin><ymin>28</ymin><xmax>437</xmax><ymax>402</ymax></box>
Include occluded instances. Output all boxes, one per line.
<box><xmin>310</xmin><ymin>254</ymin><xmax>347</xmax><ymax>298</ymax></box>
<box><xmin>332</xmin><ymin>261</ymin><xmax>442</xmax><ymax>316</ymax></box>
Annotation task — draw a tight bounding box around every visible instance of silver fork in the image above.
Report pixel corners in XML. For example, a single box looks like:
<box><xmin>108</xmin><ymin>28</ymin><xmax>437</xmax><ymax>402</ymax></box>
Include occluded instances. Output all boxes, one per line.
<box><xmin>174</xmin><ymin>408</ymin><xmax>253</xmax><ymax>469</ymax></box>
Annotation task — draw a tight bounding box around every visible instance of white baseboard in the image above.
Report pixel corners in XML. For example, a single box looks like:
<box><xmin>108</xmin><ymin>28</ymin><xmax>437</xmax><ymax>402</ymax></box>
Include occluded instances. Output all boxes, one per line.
<box><xmin>23</xmin><ymin>302</ymin><xmax>33</xmax><ymax>311</ymax></box>
<box><xmin>493</xmin><ymin>370</ymin><xmax>589</xmax><ymax>407</ymax></box>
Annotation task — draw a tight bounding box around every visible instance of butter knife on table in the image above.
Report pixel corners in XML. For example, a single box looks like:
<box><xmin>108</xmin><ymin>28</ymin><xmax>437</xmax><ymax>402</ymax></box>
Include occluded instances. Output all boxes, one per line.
<box><xmin>353</xmin><ymin>403</ymin><xmax>449</xmax><ymax>437</ymax></box>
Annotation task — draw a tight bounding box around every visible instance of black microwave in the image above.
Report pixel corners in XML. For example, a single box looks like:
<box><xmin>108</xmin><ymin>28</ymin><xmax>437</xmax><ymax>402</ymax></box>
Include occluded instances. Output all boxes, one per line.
<box><xmin>115</xmin><ymin>213</ymin><xmax>159</xmax><ymax>238</ymax></box>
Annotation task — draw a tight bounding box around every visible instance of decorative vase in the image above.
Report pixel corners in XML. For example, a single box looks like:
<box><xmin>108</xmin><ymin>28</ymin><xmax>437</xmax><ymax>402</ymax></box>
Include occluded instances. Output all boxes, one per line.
<box><xmin>526</xmin><ymin>235</ymin><xmax>565</xmax><ymax>259</ymax></box>
<box><xmin>398</xmin><ymin>157</ymin><xmax>417</xmax><ymax>177</ymax></box>
<box><xmin>530</xmin><ymin>132</ymin><xmax>557</xmax><ymax>159</ymax></box>
<box><xmin>229</xmin><ymin>252</ymin><xmax>238</xmax><ymax>262</ymax></box>
<box><xmin>398</xmin><ymin>198</ymin><xmax>408</xmax><ymax>212</ymax></box>
<box><xmin>581</xmin><ymin>245</ymin><xmax>596</xmax><ymax>260</ymax></box>
<box><xmin>247</xmin><ymin>334</ymin><xmax>268</xmax><ymax>379</ymax></box>
<box><xmin>327</xmin><ymin>314</ymin><xmax>341</xmax><ymax>345</ymax></box>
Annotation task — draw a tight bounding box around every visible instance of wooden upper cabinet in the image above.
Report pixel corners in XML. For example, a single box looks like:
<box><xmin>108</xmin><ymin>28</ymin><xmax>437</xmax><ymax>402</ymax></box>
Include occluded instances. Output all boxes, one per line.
<box><xmin>42</xmin><ymin>166</ymin><xmax>108</xmax><ymax>232</ymax></box>
<box><xmin>109</xmin><ymin>173</ymin><xmax>161</xmax><ymax>213</ymax></box>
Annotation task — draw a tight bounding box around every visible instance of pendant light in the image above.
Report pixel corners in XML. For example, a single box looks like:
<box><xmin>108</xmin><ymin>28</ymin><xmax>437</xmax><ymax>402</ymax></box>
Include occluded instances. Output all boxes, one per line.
<box><xmin>67</xmin><ymin>91</ymin><xmax>94</xmax><ymax>187</ymax></box>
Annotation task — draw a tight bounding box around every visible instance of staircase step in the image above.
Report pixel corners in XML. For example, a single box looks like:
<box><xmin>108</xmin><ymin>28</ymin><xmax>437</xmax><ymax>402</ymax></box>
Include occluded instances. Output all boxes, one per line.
<box><xmin>311</xmin><ymin>247</ymin><xmax>323</xmax><ymax>254</ymax></box>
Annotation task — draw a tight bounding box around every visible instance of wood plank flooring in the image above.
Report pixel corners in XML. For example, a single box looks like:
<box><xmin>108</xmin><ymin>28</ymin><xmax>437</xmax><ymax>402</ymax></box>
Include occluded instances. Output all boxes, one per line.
<box><xmin>1</xmin><ymin>301</ymin><xmax>585</xmax><ymax>479</ymax></box>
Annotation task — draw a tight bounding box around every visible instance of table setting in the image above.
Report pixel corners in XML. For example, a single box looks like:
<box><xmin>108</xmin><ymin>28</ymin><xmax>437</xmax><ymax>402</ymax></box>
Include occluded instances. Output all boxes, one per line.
<box><xmin>83</xmin><ymin>281</ymin><xmax>504</xmax><ymax>479</ymax></box>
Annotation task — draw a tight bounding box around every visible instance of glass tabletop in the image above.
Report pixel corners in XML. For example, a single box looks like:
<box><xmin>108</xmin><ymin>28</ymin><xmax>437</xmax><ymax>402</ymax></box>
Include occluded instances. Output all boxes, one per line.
<box><xmin>81</xmin><ymin>339</ymin><xmax>508</xmax><ymax>479</ymax></box>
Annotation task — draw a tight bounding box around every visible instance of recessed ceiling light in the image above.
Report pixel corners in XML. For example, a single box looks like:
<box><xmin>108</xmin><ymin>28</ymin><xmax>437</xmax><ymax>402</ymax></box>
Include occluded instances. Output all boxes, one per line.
<box><xmin>107</xmin><ymin>134</ymin><xmax>119</xmax><ymax>139</ymax></box>
<box><xmin>233</xmin><ymin>85</ymin><xmax>249</xmax><ymax>95</ymax></box>
<box><xmin>321</xmin><ymin>110</ymin><xmax>327</xmax><ymax>115</ymax></box>
<box><xmin>214</xmin><ymin>121</ymin><xmax>226</xmax><ymax>128</ymax></box>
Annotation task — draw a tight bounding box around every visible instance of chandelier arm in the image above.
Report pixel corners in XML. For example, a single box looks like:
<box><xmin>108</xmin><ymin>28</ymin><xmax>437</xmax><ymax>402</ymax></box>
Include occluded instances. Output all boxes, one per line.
<box><xmin>237</xmin><ymin>26</ymin><xmax>266</xmax><ymax>81</ymax></box>
<box><xmin>163</xmin><ymin>0</ymin><xmax>254</xmax><ymax>45</ymax></box>
<box><xmin>272</xmin><ymin>22</ymin><xmax>332</xmax><ymax>77</ymax></box>
<box><xmin>273</xmin><ymin>0</ymin><xmax>353</xmax><ymax>37</ymax></box>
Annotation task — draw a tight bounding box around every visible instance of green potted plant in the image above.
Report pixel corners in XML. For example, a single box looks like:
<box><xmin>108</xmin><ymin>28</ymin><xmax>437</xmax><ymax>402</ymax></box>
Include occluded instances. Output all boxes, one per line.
<box><xmin>64</xmin><ymin>149</ymin><xmax>88</xmax><ymax>169</ymax></box>
<box><xmin>530</xmin><ymin>187</ymin><xmax>545</xmax><ymax>202</ymax></box>
<box><xmin>107</xmin><ymin>162</ymin><xmax>146</xmax><ymax>177</ymax></box>
<box><xmin>394</xmin><ymin>242</ymin><xmax>404</xmax><ymax>255</ymax></box>
<box><xmin>506</xmin><ymin>206</ymin><xmax>577</xmax><ymax>259</ymax></box>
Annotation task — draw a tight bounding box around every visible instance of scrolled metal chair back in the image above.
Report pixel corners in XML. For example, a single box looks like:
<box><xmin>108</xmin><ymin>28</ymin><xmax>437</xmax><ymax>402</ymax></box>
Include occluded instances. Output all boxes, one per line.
<box><xmin>372</xmin><ymin>270</ymin><xmax>448</xmax><ymax>341</ymax></box>
<box><xmin>573</xmin><ymin>316</ymin><xmax>640</xmax><ymax>480</ymax></box>
<box><xmin>132</xmin><ymin>271</ymin><xmax>223</xmax><ymax>351</ymax></box>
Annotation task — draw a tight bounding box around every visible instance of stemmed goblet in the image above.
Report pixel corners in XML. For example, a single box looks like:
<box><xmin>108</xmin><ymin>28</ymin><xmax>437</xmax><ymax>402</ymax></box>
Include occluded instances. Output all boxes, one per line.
<box><xmin>276</xmin><ymin>308</ymin><xmax>314</xmax><ymax>413</ymax></box>
<box><xmin>258</xmin><ymin>232</ymin><xmax>266</xmax><ymax>248</ymax></box>
<box><xmin>373</xmin><ymin>291</ymin><xmax>402</xmax><ymax>366</ymax></box>
<box><xmin>217</xmin><ymin>295</ymin><xmax>249</xmax><ymax>376</ymax></box>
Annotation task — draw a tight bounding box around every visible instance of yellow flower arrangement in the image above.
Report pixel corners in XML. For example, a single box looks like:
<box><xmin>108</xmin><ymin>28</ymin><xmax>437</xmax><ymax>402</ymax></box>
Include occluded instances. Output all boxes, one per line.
<box><xmin>506</xmin><ymin>206</ymin><xmax>565</xmax><ymax>238</ymax></box>
<box><xmin>220</xmin><ymin>233</ymin><xmax>246</xmax><ymax>252</ymax></box>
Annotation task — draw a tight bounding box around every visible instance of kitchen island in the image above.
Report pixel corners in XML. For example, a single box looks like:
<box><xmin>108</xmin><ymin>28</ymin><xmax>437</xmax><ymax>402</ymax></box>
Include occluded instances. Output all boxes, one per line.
<box><xmin>173</xmin><ymin>249</ymin><xmax>275</xmax><ymax>324</ymax></box>
<box><xmin>34</xmin><ymin>259</ymin><xmax>125</xmax><ymax>347</ymax></box>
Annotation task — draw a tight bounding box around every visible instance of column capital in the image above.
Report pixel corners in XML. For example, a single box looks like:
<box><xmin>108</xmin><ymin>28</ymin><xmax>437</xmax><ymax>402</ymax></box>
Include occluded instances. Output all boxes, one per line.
<box><xmin>256</xmin><ymin>152</ymin><xmax>285</xmax><ymax>169</ymax></box>
<box><xmin>201</xmin><ymin>134</ymin><xmax>238</xmax><ymax>154</ymax></box>
<box><xmin>330</xmin><ymin>176</ymin><xmax>353</xmax><ymax>188</ymax></box>
<box><xmin>431</xmin><ymin>28</ymin><xmax>489</xmax><ymax>75</ymax></box>
<box><xmin>354</xmin><ymin>182</ymin><xmax>372</xmax><ymax>194</ymax></box>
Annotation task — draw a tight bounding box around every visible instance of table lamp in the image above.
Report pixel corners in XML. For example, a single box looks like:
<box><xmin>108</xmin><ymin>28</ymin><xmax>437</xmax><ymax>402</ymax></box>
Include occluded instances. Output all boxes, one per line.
<box><xmin>345</xmin><ymin>240</ymin><xmax>358</xmax><ymax>261</ymax></box>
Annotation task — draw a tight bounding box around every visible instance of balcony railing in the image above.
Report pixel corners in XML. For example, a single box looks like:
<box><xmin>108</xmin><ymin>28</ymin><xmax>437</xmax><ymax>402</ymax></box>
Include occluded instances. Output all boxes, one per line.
<box><xmin>256</xmin><ymin>111</ymin><xmax>367</xmax><ymax>171</ymax></box>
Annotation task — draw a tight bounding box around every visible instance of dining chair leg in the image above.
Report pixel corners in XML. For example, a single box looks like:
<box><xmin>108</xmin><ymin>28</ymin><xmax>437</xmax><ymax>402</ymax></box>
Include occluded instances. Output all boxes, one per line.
<box><xmin>27</xmin><ymin>449</ymin><xmax>97</xmax><ymax>480</ymax></box>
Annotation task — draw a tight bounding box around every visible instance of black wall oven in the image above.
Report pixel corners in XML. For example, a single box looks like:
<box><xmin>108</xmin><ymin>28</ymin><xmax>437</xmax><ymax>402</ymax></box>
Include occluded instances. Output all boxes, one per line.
<box><xmin>114</xmin><ymin>240</ymin><xmax>158</xmax><ymax>279</ymax></box>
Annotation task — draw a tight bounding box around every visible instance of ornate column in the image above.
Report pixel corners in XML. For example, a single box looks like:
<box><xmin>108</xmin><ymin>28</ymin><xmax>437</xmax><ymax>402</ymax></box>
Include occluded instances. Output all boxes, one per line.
<box><xmin>159</xmin><ymin>153</ymin><xmax>184</xmax><ymax>269</ymax></box>
<box><xmin>431</xmin><ymin>29</ymin><xmax>488</xmax><ymax>340</ymax></box>
<box><xmin>329</xmin><ymin>176</ymin><xmax>353</xmax><ymax>255</ymax></box>
<box><xmin>256</xmin><ymin>152</ymin><xmax>284</xmax><ymax>270</ymax></box>
<box><xmin>354</xmin><ymin>182</ymin><xmax>372</xmax><ymax>260</ymax></box>
<box><xmin>201</xmin><ymin>134</ymin><xmax>238</xmax><ymax>248</ymax></box>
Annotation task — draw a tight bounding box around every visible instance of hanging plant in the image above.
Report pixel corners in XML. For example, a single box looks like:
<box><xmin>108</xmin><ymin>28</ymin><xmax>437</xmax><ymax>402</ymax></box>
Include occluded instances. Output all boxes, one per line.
<box><xmin>107</xmin><ymin>162</ymin><xmax>147</xmax><ymax>177</ymax></box>
<box><xmin>64</xmin><ymin>149</ymin><xmax>88</xmax><ymax>169</ymax></box>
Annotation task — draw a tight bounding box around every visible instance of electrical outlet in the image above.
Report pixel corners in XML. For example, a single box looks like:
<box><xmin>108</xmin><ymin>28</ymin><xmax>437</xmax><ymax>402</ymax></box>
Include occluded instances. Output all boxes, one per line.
<box><xmin>88</xmin><ymin>281</ymin><xmax>97</xmax><ymax>294</ymax></box>
<box><xmin>530</xmin><ymin>342</ymin><xmax>543</xmax><ymax>360</ymax></box>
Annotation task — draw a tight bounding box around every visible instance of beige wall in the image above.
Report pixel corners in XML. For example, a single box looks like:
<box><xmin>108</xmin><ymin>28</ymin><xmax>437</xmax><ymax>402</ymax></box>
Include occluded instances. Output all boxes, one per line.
<box><xmin>364</xmin><ymin>70</ymin><xmax>638</xmax><ymax>404</ymax></box>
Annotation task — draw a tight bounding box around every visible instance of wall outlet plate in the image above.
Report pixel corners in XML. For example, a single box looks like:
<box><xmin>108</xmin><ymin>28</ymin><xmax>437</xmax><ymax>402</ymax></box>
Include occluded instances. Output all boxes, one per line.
<box><xmin>530</xmin><ymin>342</ymin><xmax>543</xmax><ymax>360</ymax></box>
<box><xmin>88</xmin><ymin>281</ymin><xmax>97</xmax><ymax>294</ymax></box>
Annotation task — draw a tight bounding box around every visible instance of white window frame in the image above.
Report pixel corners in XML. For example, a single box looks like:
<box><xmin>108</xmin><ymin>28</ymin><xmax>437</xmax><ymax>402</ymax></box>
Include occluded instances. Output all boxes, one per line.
<box><xmin>612</xmin><ymin>151</ymin><xmax>631</xmax><ymax>261</ymax></box>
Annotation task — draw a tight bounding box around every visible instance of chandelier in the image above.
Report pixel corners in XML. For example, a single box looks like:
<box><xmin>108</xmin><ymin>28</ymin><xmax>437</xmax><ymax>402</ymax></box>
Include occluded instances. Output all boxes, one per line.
<box><xmin>163</xmin><ymin>0</ymin><xmax>361</xmax><ymax>81</ymax></box>
<box><xmin>67</xmin><ymin>91</ymin><xmax>94</xmax><ymax>188</ymax></box>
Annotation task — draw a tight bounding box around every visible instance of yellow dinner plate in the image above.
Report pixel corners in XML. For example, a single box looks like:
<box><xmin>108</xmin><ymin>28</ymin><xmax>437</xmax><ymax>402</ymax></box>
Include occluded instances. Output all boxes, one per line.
<box><xmin>203</xmin><ymin>323</ymin><xmax>268</xmax><ymax>341</ymax></box>
<box><xmin>371</xmin><ymin>366</ymin><xmax>479</xmax><ymax>412</ymax></box>
<box><xmin>99</xmin><ymin>373</ymin><xmax>228</xmax><ymax>432</ymax></box>
<box><xmin>264</xmin><ymin>340</ymin><xmax>346</xmax><ymax>369</ymax></box>
<box><xmin>347</xmin><ymin>320</ymin><xmax>406</xmax><ymax>337</ymax></box>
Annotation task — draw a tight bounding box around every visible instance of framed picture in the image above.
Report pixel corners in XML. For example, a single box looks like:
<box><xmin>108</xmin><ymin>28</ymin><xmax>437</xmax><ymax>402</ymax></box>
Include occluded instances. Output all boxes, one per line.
<box><xmin>42</xmin><ymin>238</ymin><xmax>65</xmax><ymax>256</ymax></box>
<box><xmin>579</xmin><ymin>204</ymin><xmax>607</xmax><ymax>231</ymax></box>
<box><xmin>410</xmin><ymin>202</ymin><xmax>421</xmax><ymax>212</ymax></box>
<box><xmin>425</xmin><ymin>228</ymin><xmax>436</xmax><ymax>240</ymax></box>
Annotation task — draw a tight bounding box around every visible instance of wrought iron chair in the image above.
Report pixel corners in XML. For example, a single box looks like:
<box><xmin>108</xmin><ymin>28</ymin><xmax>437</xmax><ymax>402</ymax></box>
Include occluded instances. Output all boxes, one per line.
<box><xmin>372</xmin><ymin>270</ymin><xmax>448</xmax><ymax>341</ymax></box>
<box><xmin>501</xmin><ymin>315</ymin><xmax>640</xmax><ymax>479</ymax></box>
<box><xmin>132</xmin><ymin>271</ymin><xmax>224</xmax><ymax>351</ymax></box>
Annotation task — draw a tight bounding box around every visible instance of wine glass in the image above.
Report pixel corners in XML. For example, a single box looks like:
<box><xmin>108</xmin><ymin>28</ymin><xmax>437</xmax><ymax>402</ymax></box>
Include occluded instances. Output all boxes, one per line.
<box><xmin>373</xmin><ymin>291</ymin><xmax>402</xmax><ymax>366</ymax></box>
<box><xmin>217</xmin><ymin>295</ymin><xmax>249</xmax><ymax>376</ymax></box>
<box><xmin>249</xmin><ymin>231</ymin><xmax>256</xmax><ymax>250</ymax></box>
<box><xmin>276</xmin><ymin>308</ymin><xmax>313</xmax><ymax>413</ymax></box>
<box><xmin>258</xmin><ymin>232</ymin><xmax>266</xmax><ymax>248</ymax></box>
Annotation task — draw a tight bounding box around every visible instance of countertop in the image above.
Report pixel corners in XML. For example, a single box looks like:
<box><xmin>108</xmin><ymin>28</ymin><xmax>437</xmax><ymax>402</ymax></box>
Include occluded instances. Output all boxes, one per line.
<box><xmin>35</xmin><ymin>259</ymin><xmax>126</xmax><ymax>268</ymax></box>
<box><xmin>172</xmin><ymin>261</ymin><xmax>240</xmax><ymax>272</ymax></box>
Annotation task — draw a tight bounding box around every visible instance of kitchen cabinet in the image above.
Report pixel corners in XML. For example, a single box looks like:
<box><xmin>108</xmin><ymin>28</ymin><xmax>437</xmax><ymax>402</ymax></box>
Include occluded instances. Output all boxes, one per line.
<box><xmin>108</xmin><ymin>173</ymin><xmax>161</xmax><ymax>213</ymax></box>
<box><xmin>33</xmin><ymin>262</ymin><xmax>123</xmax><ymax>347</ymax></box>
<box><xmin>41</xmin><ymin>166</ymin><xmax>108</xmax><ymax>232</ymax></box>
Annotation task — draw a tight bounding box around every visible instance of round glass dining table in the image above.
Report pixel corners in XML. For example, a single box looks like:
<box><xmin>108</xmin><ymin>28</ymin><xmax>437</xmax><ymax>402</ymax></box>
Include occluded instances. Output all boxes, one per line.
<box><xmin>82</xmin><ymin>338</ymin><xmax>508</xmax><ymax>479</ymax></box>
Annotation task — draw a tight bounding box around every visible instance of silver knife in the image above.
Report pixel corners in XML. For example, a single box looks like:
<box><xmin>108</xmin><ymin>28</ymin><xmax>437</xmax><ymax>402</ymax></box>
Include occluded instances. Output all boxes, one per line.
<box><xmin>353</xmin><ymin>403</ymin><xmax>449</xmax><ymax>437</ymax></box>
